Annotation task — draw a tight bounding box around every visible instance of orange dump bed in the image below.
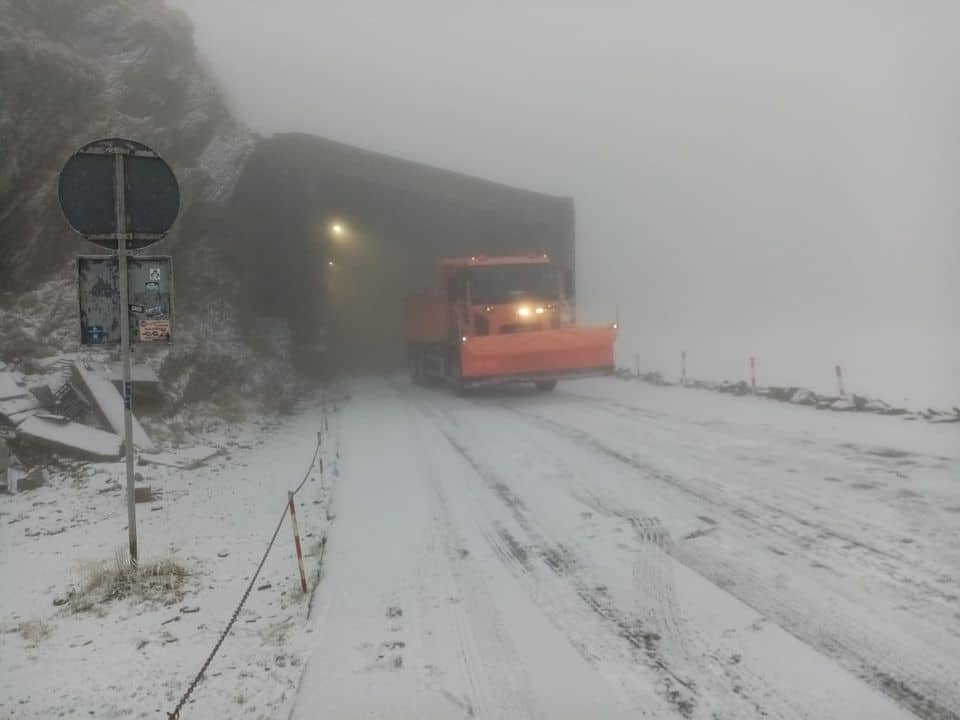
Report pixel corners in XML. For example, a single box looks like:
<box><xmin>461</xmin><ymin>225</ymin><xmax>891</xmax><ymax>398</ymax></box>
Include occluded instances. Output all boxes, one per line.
<box><xmin>405</xmin><ymin>293</ymin><xmax>448</xmax><ymax>343</ymax></box>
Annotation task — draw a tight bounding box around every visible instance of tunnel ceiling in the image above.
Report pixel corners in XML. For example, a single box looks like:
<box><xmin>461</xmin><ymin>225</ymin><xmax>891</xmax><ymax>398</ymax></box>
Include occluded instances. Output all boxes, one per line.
<box><xmin>227</xmin><ymin>133</ymin><xmax>575</xmax><ymax>371</ymax></box>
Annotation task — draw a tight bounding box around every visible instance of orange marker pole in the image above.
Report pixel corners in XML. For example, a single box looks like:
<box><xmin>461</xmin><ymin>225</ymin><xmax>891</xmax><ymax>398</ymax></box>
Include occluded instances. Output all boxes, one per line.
<box><xmin>288</xmin><ymin>493</ymin><xmax>308</xmax><ymax>593</ymax></box>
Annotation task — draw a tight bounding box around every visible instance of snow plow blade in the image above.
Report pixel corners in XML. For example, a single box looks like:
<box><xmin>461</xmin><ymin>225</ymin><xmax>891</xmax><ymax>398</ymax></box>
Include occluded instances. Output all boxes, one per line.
<box><xmin>460</xmin><ymin>326</ymin><xmax>616</xmax><ymax>382</ymax></box>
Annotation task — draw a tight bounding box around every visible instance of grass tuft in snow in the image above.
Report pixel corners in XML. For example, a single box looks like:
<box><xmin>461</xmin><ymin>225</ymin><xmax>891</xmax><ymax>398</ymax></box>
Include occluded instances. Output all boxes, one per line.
<box><xmin>68</xmin><ymin>551</ymin><xmax>189</xmax><ymax>613</ymax></box>
<box><xmin>18</xmin><ymin>619</ymin><xmax>52</xmax><ymax>646</ymax></box>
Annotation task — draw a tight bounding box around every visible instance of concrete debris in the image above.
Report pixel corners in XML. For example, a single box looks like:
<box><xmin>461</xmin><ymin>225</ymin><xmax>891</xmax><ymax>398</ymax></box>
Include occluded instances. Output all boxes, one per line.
<box><xmin>0</xmin><ymin>438</ymin><xmax>12</xmax><ymax>493</ymax></box>
<box><xmin>717</xmin><ymin>380</ymin><xmax>751</xmax><ymax>396</ymax></box>
<box><xmin>639</xmin><ymin>371</ymin><xmax>671</xmax><ymax>386</ymax></box>
<box><xmin>106</xmin><ymin>362</ymin><xmax>160</xmax><ymax>394</ymax></box>
<box><xmin>763</xmin><ymin>386</ymin><xmax>797</xmax><ymax>402</ymax></box>
<box><xmin>52</xmin><ymin>383</ymin><xmax>90</xmax><ymax>422</ymax></box>
<box><xmin>134</xmin><ymin>487</ymin><xmax>161</xmax><ymax>503</ymax></box>
<box><xmin>17</xmin><ymin>416</ymin><xmax>122</xmax><ymax>461</ymax></box>
<box><xmin>0</xmin><ymin>371</ymin><xmax>26</xmax><ymax>401</ymax></box>
<box><xmin>863</xmin><ymin>397</ymin><xmax>891</xmax><ymax>413</ymax></box>
<box><xmin>789</xmin><ymin>389</ymin><xmax>817</xmax><ymax>406</ymax></box>
<box><xmin>29</xmin><ymin>385</ymin><xmax>56</xmax><ymax>410</ymax></box>
<box><xmin>924</xmin><ymin>409</ymin><xmax>960</xmax><ymax>424</ymax></box>
<box><xmin>71</xmin><ymin>363</ymin><xmax>154</xmax><ymax>450</ymax></box>
<box><xmin>0</xmin><ymin>395</ymin><xmax>40</xmax><ymax>426</ymax></box>
<box><xmin>34</xmin><ymin>414</ymin><xmax>70</xmax><ymax>423</ymax></box>
<box><xmin>18</xmin><ymin>467</ymin><xmax>46</xmax><ymax>491</ymax></box>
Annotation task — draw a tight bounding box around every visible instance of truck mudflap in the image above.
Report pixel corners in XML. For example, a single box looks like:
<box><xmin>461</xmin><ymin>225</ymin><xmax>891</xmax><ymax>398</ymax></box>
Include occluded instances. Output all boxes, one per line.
<box><xmin>460</xmin><ymin>326</ymin><xmax>616</xmax><ymax>380</ymax></box>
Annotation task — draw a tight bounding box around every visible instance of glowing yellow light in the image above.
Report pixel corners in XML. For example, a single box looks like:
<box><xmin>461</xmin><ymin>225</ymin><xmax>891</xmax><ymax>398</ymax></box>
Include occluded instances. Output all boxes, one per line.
<box><xmin>328</xmin><ymin>260</ymin><xmax>335</xmax><ymax>267</ymax></box>
<box><xmin>535</xmin><ymin>307</ymin><xmax>545</xmax><ymax>315</ymax></box>
<box><xmin>517</xmin><ymin>306</ymin><xmax>531</xmax><ymax>317</ymax></box>
<box><xmin>330</xmin><ymin>222</ymin><xmax>345</xmax><ymax>237</ymax></box>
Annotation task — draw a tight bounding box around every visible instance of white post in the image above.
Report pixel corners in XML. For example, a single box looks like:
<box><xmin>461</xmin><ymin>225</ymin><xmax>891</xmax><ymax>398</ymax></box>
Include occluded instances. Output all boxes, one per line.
<box><xmin>115</xmin><ymin>152</ymin><xmax>138</xmax><ymax>566</ymax></box>
<box><xmin>835</xmin><ymin>364</ymin><xmax>846</xmax><ymax>398</ymax></box>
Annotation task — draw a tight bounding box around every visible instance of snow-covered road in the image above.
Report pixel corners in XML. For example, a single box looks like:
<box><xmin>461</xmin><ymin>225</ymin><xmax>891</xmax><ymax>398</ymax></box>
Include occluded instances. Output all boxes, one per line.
<box><xmin>292</xmin><ymin>376</ymin><xmax>960</xmax><ymax>720</ymax></box>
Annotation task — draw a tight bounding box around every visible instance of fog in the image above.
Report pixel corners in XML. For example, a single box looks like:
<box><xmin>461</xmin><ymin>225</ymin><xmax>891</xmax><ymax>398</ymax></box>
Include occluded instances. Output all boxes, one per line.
<box><xmin>170</xmin><ymin>0</ymin><xmax>958</xmax><ymax>406</ymax></box>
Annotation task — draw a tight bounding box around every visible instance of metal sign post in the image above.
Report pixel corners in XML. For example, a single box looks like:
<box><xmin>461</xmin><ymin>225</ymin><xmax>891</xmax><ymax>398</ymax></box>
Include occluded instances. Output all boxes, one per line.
<box><xmin>59</xmin><ymin>138</ymin><xmax>180</xmax><ymax>567</ymax></box>
<box><xmin>113</xmin><ymin>152</ymin><xmax>138</xmax><ymax>563</ymax></box>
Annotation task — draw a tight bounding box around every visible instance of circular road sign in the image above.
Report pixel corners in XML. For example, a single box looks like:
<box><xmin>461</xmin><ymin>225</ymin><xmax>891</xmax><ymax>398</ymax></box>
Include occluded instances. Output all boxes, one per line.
<box><xmin>59</xmin><ymin>138</ymin><xmax>180</xmax><ymax>250</ymax></box>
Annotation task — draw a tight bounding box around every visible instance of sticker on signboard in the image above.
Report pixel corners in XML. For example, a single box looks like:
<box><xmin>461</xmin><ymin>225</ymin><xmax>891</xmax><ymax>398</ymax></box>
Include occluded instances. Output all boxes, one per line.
<box><xmin>139</xmin><ymin>319</ymin><xmax>171</xmax><ymax>342</ymax></box>
<box><xmin>145</xmin><ymin>281</ymin><xmax>160</xmax><ymax>292</ymax></box>
<box><xmin>86</xmin><ymin>325</ymin><xmax>107</xmax><ymax>344</ymax></box>
<box><xmin>149</xmin><ymin>268</ymin><xmax>161</xmax><ymax>282</ymax></box>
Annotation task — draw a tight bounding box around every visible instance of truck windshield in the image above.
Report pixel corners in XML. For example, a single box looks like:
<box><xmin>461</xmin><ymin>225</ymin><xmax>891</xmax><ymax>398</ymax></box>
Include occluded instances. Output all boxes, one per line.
<box><xmin>468</xmin><ymin>264</ymin><xmax>560</xmax><ymax>305</ymax></box>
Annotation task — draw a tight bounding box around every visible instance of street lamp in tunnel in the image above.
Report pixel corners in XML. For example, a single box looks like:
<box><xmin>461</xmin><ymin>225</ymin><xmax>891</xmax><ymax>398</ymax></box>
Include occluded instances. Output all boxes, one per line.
<box><xmin>329</xmin><ymin>220</ymin><xmax>348</xmax><ymax>241</ymax></box>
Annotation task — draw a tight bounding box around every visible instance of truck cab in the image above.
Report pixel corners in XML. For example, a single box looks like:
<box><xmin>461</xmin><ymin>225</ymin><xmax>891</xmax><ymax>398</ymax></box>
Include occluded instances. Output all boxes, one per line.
<box><xmin>443</xmin><ymin>255</ymin><xmax>573</xmax><ymax>339</ymax></box>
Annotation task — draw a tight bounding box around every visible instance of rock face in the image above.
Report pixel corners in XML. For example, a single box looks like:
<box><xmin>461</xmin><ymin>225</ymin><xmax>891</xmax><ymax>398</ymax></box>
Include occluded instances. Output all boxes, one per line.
<box><xmin>0</xmin><ymin>0</ymin><xmax>253</xmax><ymax>301</ymax></box>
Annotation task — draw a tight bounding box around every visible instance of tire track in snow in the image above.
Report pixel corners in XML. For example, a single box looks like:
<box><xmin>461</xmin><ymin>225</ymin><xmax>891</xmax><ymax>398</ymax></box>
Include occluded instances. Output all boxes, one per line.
<box><xmin>421</xmin><ymin>401</ymin><xmax>792</xmax><ymax>720</ymax></box>
<box><xmin>575</xmin><ymin>491</ymin><xmax>804</xmax><ymax>720</ymax></box>
<box><xmin>435</xmin><ymin>395</ymin><xmax>809</xmax><ymax>720</ymax></box>
<box><xmin>510</xmin><ymin>406</ymin><xmax>960</xmax><ymax>720</ymax></box>
<box><xmin>550</xmin><ymin>390</ymin><xmax>960</xmax><ymax>608</ymax></box>
<box><xmin>405</xmin><ymin>395</ymin><xmax>545</xmax><ymax>720</ymax></box>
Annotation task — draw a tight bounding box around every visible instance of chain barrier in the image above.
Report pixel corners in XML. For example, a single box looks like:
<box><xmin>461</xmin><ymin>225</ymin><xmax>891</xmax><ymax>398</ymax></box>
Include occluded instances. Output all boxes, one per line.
<box><xmin>166</xmin><ymin>434</ymin><xmax>323</xmax><ymax>719</ymax></box>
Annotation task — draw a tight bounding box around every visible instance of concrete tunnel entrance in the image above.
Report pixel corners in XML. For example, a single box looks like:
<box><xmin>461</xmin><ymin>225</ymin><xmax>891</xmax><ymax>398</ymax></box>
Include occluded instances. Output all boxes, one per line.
<box><xmin>228</xmin><ymin>134</ymin><xmax>576</xmax><ymax>375</ymax></box>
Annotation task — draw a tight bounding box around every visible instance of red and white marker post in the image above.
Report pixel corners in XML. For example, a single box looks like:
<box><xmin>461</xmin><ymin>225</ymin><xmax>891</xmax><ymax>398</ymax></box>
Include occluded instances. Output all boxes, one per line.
<box><xmin>288</xmin><ymin>492</ymin><xmax>308</xmax><ymax>594</ymax></box>
<box><xmin>750</xmin><ymin>356</ymin><xmax>757</xmax><ymax>393</ymax></box>
<box><xmin>835</xmin><ymin>365</ymin><xmax>847</xmax><ymax>398</ymax></box>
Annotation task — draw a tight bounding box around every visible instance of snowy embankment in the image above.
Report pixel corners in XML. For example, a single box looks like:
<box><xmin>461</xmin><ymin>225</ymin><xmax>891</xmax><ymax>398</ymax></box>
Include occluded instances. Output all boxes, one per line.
<box><xmin>618</xmin><ymin>368</ymin><xmax>960</xmax><ymax>424</ymax></box>
<box><xmin>0</xmin><ymin>394</ymin><xmax>340</xmax><ymax>720</ymax></box>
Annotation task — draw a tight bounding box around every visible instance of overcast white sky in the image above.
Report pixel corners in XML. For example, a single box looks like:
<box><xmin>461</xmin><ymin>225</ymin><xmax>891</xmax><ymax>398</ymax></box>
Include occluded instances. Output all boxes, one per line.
<box><xmin>170</xmin><ymin>0</ymin><xmax>958</xmax><ymax>404</ymax></box>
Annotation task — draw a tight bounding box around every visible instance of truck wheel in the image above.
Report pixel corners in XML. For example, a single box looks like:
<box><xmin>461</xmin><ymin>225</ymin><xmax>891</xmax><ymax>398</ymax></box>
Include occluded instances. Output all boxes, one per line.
<box><xmin>535</xmin><ymin>379</ymin><xmax>558</xmax><ymax>392</ymax></box>
<box><xmin>408</xmin><ymin>345</ymin><xmax>422</xmax><ymax>385</ymax></box>
<box><xmin>449</xmin><ymin>347</ymin><xmax>470</xmax><ymax>396</ymax></box>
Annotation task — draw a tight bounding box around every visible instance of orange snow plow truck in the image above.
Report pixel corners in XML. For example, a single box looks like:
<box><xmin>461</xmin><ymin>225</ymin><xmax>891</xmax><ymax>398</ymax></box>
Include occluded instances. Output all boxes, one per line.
<box><xmin>405</xmin><ymin>255</ymin><xmax>616</xmax><ymax>392</ymax></box>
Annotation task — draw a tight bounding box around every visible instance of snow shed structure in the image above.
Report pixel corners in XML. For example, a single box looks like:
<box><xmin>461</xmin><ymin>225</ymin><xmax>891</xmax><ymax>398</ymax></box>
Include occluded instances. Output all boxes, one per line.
<box><xmin>227</xmin><ymin>134</ymin><xmax>575</xmax><ymax>373</ymax></box>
